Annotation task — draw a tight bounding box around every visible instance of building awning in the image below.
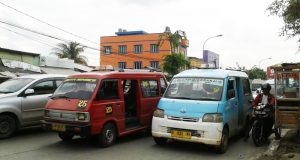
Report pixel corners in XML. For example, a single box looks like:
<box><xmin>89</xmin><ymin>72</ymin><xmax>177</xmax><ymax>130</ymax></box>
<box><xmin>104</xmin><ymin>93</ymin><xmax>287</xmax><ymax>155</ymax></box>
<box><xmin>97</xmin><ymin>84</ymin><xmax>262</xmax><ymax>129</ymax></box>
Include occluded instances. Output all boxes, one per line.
<box><xmin>40</xmin><ymin>67</ymin><xmax>80</xmax><ymax>75</ymax></box>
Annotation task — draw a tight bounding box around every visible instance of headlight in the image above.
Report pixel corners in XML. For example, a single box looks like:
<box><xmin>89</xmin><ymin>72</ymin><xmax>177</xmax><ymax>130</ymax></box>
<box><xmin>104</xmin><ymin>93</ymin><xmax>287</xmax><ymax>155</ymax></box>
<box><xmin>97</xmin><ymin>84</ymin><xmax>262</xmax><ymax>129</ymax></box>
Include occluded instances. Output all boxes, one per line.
<box><xmin>76</xmin><ymin>112</ymin><xmax>90</xmax><ymax>122</ymax></box>
<box><xmin>153</xmin><ymin>108</ymin><xmax>164</xmax><ymax>118</ymax></box>
<box><xmin>202</xmin><ymin>113</ymin><xmax>223</xmax><ymax>123</ymax></box>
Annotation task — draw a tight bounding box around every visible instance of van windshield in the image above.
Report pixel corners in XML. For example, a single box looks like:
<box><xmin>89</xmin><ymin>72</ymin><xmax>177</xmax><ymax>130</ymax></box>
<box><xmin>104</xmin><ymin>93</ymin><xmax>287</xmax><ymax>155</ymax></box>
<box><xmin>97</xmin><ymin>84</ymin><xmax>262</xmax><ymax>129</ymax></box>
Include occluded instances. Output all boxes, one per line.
<box><xmin>52</xmin><ymin>78</ymin><xmax>97</xmax><ymax>100</ymax></box>
<box><xmin>0</xmin><ymin>78</ymin><xmax>34</xmax><ymax>93</ymax></box>
<box><xmin>164</xmin><ymin>77</ymin><xmax>224</xmax><ymax>101</ymax></box>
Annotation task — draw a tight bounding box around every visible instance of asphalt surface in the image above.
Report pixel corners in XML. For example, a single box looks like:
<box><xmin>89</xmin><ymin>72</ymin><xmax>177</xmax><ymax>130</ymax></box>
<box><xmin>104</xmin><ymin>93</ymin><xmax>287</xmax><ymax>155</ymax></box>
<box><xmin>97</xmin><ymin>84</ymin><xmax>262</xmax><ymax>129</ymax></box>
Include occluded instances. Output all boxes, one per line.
<box><xmin>0</xmin><ymin>127</ymin><xmax>268</xmax><ymax>160</ymax></box>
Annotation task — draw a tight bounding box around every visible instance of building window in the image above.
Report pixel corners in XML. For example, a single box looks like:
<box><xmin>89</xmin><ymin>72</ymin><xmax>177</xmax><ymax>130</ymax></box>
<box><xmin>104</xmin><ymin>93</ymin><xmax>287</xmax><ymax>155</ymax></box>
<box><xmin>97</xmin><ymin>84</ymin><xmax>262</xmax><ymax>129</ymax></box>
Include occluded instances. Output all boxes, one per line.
<box><xmin>118</xmin><ymin>45</ymin><xmax>127</xmax><ymax>54</ymax></box>
<box><xmin>104</xmin><ymin>46</ymin><xmax>112</xmax><ymax>54</ymax></box>
<box><xmin>150</xmin><ymin>61</ymin><xmax>159</xmax><ymax>69</ymax></box>
<box><xmin>118</xmin><ymin>62</ymin><xmax>126</xmax><ymax>69</ymax></box>
<box><xmin>134</xmin><ymin>61</ymin><xmax>142</xmax><ymax>69</ymax></box>
<box><xmin>150</xmin><ymin>44</ymin><xmax>159</xmax><ymax>53</ymax></box>
<box><xmin>134</xmin><ymin>45</ymin><xmax>143</xmax><ymax>54</ymax></box>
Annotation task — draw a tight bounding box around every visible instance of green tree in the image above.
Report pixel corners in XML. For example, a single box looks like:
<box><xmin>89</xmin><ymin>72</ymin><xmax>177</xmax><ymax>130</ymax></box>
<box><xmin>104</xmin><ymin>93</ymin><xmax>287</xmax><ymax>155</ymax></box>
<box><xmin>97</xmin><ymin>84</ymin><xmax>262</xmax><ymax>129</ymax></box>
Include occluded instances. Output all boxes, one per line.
<box><xmin>246</xmin><ymin>67</ymin><xmax>267</xmax><ymax>80</ymax></box>
<box><xmin>52</xmin><ymin>41</ymin><xmax>88</xmax><ymax>65</ymax></box>
<box><xmin>162</xmin><ymin>53</ymin><xmax>190</xmax><ymax>77</ymax></box>
<box><xmin>267</xmin><ymin>0</ymin><xmax>300</xmax><ymax>49</ymax></box>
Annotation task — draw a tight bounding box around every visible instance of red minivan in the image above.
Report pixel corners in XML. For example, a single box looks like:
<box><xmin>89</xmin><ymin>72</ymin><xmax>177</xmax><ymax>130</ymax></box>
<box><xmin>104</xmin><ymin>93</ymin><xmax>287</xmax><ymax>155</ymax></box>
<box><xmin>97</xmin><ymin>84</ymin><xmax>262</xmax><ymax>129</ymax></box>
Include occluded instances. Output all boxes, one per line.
<box><xmin>43</xmin><ymin>71</ymin><xmax>167</xmax><ymax>147</ymax></box>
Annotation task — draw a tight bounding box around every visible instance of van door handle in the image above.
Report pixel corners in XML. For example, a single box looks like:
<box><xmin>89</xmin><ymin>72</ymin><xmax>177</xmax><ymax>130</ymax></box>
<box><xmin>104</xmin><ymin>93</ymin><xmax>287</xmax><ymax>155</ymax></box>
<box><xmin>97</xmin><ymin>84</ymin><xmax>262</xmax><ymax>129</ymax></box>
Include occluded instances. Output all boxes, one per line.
<box><xmin>116</xmin><ymin>103</ymin><xmax>120</xmax><ymax>107</ymax></box>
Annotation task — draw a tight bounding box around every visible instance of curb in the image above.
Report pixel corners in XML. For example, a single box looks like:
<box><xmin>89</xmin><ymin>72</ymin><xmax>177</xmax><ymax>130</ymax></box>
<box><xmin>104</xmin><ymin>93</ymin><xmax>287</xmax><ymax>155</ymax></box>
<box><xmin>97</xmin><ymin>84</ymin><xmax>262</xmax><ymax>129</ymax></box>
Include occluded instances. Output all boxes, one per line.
<box><xmin>249</xmin><ymin>129</ymin><xmax>290</xmax><ymax>160</ymax></box>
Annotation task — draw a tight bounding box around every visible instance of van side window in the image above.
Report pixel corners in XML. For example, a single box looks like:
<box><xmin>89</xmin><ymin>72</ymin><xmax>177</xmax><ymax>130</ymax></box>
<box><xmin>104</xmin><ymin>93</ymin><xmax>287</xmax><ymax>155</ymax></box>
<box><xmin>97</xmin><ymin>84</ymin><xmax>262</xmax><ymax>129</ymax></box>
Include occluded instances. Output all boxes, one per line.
<box><xmin>31</xmin><ymin>80</ymin><xmax>55</xmax><ymax>95</ymax></box>
<box><xmin>243</xmin><ymin>79</ymin><xmax>251</xmax><ymax>95</ymax></box>
<box><xmin>160</xmin><ymin>78</ymin><xmax>167</xmax><ymax>95</ymax></box>
<box><xmin>141</xmin><ymin>80</ymin><xmax>158</xmax><ymax>97</ymax></box>
<box><xmin>227</xmin><ymin>79</ymin><xmax>235</xmax><ymax>99</ymax></box>
<box><xmin>96</xmin><ymin>80</ymin><xmax>119</xmax><ymax>100</ymax></box>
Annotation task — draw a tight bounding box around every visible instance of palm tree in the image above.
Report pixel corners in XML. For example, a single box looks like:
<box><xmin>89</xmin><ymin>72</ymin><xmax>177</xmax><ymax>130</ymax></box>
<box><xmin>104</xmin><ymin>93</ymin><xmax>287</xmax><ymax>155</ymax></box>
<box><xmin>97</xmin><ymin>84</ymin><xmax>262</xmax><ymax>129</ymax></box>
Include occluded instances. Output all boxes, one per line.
<box><xmin>157</xmin><ymin>26</ymin><xmax>187</xmax><ymax>53</ymax></box>
<box><xmin>52</xmin><ymin>41</ymin><xmax>88</xmax><ymax>65</ymax></box>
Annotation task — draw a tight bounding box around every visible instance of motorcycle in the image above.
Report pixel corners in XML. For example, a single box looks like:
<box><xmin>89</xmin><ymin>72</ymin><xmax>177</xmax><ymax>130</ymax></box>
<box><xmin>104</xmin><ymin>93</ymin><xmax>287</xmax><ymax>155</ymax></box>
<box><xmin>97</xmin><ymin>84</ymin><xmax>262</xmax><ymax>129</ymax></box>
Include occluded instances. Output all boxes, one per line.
<box><xmin>251</xmin><ymin>103</ymin><xmax>273</xmax><ymax>146</ymax></box>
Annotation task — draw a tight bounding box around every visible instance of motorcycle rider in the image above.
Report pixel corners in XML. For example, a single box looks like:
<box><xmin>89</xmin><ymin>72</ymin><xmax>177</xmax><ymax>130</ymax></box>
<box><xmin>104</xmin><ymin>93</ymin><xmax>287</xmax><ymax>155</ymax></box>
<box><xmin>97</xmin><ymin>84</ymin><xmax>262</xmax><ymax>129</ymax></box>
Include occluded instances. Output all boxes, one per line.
<box><xmin>244</xmin><ymin>83</ymin><xmax>275</xmax><ymax>141</ymax></box>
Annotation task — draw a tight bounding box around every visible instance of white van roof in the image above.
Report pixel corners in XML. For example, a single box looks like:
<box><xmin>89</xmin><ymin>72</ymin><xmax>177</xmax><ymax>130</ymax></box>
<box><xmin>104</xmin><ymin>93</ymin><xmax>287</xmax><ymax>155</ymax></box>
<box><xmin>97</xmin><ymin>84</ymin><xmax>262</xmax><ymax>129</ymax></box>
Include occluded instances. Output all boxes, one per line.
<box><xmin>175</xmin><ymin>69</ymin><xmax>248</xmax><ymax>78</ymax></box>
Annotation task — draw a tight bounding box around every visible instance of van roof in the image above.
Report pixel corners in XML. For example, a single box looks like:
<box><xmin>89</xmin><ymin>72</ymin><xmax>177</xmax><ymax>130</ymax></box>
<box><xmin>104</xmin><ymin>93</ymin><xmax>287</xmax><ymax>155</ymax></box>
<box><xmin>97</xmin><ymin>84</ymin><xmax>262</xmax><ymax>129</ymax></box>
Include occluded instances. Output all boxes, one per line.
<box><xmin>175</xmin><ymin>69</ymin><xmax>248</xmax><ymax>78</ymax></box>
<box><xmin>67</xmin><ymin>71</ymin><xmax>165</xmax><ymax>79</ymax></box>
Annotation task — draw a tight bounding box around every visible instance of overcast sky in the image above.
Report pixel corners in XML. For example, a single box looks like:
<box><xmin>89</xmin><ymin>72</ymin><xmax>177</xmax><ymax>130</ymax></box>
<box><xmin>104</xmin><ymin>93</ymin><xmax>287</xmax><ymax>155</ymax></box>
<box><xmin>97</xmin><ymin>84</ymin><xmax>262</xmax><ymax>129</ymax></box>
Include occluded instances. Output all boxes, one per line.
<box><xmin>0</xmin><ymin>0</ymin><xmax>299</xmax><ymax>69</ymax></box>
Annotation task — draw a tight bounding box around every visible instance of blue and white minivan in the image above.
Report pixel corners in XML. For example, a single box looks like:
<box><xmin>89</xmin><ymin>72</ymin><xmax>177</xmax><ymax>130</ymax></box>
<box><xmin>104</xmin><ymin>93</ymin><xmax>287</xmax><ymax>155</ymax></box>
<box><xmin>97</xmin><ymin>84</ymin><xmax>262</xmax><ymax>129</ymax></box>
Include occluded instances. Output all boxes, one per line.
<box><xmin>151</xmin><ymin>69</ymin><xmax>253</xmax><ymax>153</ymax></box>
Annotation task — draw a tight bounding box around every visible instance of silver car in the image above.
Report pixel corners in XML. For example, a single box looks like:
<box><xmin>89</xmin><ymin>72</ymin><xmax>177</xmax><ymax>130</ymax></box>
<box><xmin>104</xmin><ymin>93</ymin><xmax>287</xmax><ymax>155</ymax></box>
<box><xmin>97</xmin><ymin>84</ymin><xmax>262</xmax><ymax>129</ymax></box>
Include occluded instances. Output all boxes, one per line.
<box><xmin>0</xmin><ymin>74</ymin><xmax>66</xmax><ymax>139</ymax></box>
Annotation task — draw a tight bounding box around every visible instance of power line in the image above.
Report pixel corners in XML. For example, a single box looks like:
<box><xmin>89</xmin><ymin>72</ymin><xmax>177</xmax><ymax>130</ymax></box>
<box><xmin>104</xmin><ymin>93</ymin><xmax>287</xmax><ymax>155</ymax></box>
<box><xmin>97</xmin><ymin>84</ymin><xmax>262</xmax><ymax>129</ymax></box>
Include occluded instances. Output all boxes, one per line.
<box><xmin>0</xmin><ymin>20</ymin><xmax>100</xmax><ymax>51</ymax></box>
<box><xmin>0</xmin><ymin>1</ymin><xmax>99</xmax><ymax>45</ymax></box>
<box><xmin>0</xmin><ymin>25</ymin><xmax>57</xmax><ymax>48</ymax></box>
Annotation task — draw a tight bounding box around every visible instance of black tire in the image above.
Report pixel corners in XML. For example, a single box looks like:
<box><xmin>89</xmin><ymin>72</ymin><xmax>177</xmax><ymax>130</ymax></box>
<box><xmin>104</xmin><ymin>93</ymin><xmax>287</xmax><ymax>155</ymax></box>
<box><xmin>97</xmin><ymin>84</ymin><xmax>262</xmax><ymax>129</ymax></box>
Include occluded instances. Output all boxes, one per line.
<box><xmin>0</xmin><ymin>115</ymin><xmax>17</xmax><ymax>139</ymax></box>
<box><xmin>275</xmin><ymin>127</ymin><xmax>281</xmax><ymax>140</ymax></box>
<box><xmin>252</xmin><ymin>120</ymin><xmax>265</xmax><ymax>147</ymax></box>
<box><xmin>99</xmin><ymin>123</ymin><xmax>116</xmax><ymax>147</ymax></box>
<box><xmin>153</xmin><ymin>137</ymin><xmax>167</xmax><ymax>145</ymax></box>
<box><xmin>217</xmin><ymin>127</ymin><xmax>229</xmax><ymax>154</ymax></box>
<box><xmin>58</xmin><ymin>133</ymin><xmax>74</xmax><ymax>141</ymax></box>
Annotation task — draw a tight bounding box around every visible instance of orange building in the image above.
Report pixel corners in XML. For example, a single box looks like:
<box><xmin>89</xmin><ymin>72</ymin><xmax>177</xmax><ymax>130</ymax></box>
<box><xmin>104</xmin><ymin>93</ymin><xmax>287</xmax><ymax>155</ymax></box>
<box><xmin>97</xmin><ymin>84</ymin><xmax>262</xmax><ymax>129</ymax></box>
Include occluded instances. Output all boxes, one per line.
<box><xmin>100</xmin><ymin>29</ymin><xmax>188</xmax><ymax>69</ymax></box>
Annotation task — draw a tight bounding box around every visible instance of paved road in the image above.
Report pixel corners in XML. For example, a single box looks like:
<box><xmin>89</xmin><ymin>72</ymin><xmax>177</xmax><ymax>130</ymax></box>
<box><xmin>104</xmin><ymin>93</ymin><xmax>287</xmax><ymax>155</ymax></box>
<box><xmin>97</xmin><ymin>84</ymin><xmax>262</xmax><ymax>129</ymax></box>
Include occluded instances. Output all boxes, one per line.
<box><xmin>0</xmin><ymin>127</ymin><xmax>267</xmax><ymax>160</ymax></box>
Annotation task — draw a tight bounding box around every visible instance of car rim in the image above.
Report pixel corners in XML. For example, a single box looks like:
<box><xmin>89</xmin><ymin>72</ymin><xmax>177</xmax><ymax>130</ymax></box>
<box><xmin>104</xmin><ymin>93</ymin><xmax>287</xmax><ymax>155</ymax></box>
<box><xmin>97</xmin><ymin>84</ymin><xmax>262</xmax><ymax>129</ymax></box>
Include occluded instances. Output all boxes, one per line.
<box><xmin>0</xmin><ymin>121</ymin><xmax>10</xmax><ymax>134</ymax></box>
<box><xmin>106</xmin><ymin>129</ymin><xmax>114</xmax><ymax>143</ymax></box>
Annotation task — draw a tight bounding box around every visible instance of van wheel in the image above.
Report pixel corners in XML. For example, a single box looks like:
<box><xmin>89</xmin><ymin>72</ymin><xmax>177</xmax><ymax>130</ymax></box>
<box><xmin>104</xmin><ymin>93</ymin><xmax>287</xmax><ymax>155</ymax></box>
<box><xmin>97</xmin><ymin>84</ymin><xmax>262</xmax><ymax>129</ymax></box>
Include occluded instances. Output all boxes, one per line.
<box><xmin>153</xmin><ymin>137</ymin><xmax>167</xmax><ymax>145</ymax></box>
<box><xmin>217</xmin><ymin>127</ymin><xmax>229</xmax><ymax>154</ymax></box>
<box><xmin>58</xmin><ymin>133</ymin><xmax>74</xmax><ymax>141</ymax></box>
<box><xmin>0</xmin><ymin>115</ymin><xmax>17</xmax><ymax>139</ymax></box>
<box><xmin>99</xmin><ymin>123</ymin><xmax>116</xmax><ymax>147</ymax></box>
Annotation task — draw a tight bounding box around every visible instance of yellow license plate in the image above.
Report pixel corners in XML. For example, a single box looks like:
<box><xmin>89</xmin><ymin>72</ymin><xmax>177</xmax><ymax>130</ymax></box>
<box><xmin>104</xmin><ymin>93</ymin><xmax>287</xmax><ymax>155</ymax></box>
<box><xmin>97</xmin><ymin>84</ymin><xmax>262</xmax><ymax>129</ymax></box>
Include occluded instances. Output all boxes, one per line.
<box><xmin>52</xmin><ymin>123</ymin><xmax>66</xmax><ymax>132</ymax></box>
<box><xmin>171</xmin><ymin>130</ymin><xmax>192</xmax><ymax>139</ymax></box>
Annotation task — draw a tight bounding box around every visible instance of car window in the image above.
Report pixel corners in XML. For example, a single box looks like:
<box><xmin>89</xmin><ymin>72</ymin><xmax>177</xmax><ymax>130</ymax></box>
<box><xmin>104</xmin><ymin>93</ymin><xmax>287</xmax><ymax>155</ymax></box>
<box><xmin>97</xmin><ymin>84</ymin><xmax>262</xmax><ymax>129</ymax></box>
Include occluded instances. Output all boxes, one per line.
<box><xmin>96</xmin><ymin>80</ymin><xmax>119</xmax><ymax>100</ymax></box>
<box><xmin>243</xmin><ymin>79</ymin><xmax>251</xmax><ymax>95</ymax></box>
<box><xmin>56</xmin><ymin>80</ymin><xmax>63</xmax><ymax>87</ymax></box>
<box><xmin>164</xmin><ymin>77</ymin><xmax>223</xmax><ymax>101</ymax></box>
<box><xmin>160</xmin><ymin>78</ymin><xmax>167</xmax><ymax>95</ymax></box>
<box><xmin>227</xmin><ymin>78</ymin><xmax>235</xmax><ymax>99</ymax></box>
<box><xmin>31</xmin><ymin>80</ymin><xmax>55</xmax><ymax>95</ymax></box>
<box><xmin>141</xmin><ymin>80</ymin><xmax>158</xmax><ymax>97</ymax></box>
<box><xmin>0</xmin><ymin>78</ymin><xmax>34</xmax><ymax>93</ymax></box>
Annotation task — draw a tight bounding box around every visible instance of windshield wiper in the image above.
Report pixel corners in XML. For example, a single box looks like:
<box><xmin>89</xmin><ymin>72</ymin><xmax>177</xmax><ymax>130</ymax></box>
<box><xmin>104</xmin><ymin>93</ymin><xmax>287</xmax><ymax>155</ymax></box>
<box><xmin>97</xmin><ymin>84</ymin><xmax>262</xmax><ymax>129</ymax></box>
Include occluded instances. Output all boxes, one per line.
<box><xmin>50</xmin><ymin>95</ymin><xmax>72</xmax><ymax>99</ymax></box>
<box><xmin>165</xmin><ymin>96</ymin><xmax>193</xmax><ymax>100</ymax></box>
<box><xmin>196</xmin><ymin>97</ymin><xmax>218</xmax><ymax>101</ymax></box>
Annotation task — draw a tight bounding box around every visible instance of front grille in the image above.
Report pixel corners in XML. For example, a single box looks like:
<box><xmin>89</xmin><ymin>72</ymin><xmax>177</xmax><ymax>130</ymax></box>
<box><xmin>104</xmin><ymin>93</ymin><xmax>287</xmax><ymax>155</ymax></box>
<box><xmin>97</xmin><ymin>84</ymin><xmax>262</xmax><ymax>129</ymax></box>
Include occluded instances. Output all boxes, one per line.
<box><xmin>47</xmin><ymin>110</ymin><xmax>76</xmax><ymax>121</ymax></box>
<box><xmin>168</xmin><ymin>116</ymin><xmax>199</xmax><ymax>122</ymax></box>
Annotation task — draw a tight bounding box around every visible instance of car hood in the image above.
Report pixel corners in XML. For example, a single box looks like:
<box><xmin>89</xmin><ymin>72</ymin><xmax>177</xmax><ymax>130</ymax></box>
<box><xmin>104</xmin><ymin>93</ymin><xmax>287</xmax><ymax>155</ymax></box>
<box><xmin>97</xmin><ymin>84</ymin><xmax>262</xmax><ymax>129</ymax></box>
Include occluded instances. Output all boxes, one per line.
<box><xmin>46</xmin><ymin>99</ymin><xmax>90</xmax><ymax>111</ymax></box>
<box><xmin>0</xmin><ymin>93</ymin><xmax>17</xmax><ymax>99</ymax></box>
<box><xmin>158</xmin><ymin>98</ymin><xmax>220</xmax><ymax>118</ymax></box>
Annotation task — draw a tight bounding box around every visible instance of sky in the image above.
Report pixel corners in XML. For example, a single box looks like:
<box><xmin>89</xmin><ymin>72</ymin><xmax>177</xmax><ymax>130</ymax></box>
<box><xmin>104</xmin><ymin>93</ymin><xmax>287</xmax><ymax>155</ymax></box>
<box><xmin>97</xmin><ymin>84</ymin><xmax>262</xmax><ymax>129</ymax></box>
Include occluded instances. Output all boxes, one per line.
<box><xmin>0</xmin><ymin>0</ymin><xmax>299</xmax><ymax>70</ymax></box>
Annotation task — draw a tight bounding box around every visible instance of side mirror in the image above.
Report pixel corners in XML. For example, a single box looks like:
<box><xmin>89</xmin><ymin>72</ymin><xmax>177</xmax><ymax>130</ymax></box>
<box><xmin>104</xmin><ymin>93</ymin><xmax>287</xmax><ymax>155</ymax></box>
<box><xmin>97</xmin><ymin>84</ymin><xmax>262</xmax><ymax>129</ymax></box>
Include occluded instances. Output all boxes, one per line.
<box><xmin>24</xmin><ymin>89</ymin><xmax>34</xmax><ymax>95</ymax></box>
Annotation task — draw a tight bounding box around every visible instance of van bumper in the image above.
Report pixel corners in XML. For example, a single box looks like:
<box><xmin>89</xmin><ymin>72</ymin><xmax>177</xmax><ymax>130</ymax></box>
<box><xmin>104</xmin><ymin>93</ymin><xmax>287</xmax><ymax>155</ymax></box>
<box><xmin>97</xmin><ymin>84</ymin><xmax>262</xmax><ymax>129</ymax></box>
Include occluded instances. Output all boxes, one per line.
<box><xmin>42</xmin><ymin>120</ymin><xmax>91</xmax><ymax>136</ymax></box>
<box><xmin>151</xmin><ymin>117</ymin><xmax>223</xmax><ymax>146</ymax></box>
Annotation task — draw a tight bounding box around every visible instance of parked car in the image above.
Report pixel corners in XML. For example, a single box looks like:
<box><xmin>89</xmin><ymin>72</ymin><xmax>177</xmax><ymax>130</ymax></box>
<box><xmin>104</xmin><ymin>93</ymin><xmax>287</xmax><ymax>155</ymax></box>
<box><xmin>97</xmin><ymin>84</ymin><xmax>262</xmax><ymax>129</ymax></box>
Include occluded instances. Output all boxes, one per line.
<box><xmin>43</xmin><ymin>71</ymin><xmax>167</xmax><ymax>147</ymax></box>
<box><xmin>0</xmin><ymin>74</ymin><xmax>66</xmax><ymax>139</ymax></box>
<box><xmin>151</xmin><ymin>69</ymin><xmax>253</xmax><ymax>153</ymax></box>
